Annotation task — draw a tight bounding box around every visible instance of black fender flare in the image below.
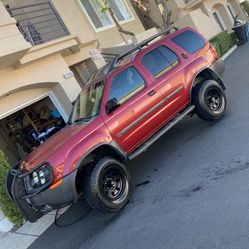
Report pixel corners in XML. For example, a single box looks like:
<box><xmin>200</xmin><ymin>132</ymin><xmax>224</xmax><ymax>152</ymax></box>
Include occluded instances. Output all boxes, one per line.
<box><xmin>73</xmin><ymin>142</ymin><xmax>127</xmax><ymax>193</ymax></box>
<box><xmin>190</xmin><ymin>67</ymin><xmax>225</xmax><ymax>102</ymax></box>
<box><xmin>74</xmin><ymin>142</ymin><xmax>127</xmax><ymax>171</ymax></box>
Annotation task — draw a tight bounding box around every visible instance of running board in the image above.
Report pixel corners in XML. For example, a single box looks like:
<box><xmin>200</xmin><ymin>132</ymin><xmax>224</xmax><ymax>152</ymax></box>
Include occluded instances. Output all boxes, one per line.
<box><xmin>128</xmin><ymin>105</ymin><xmax>195</xmax><ymax>160</ymax></box>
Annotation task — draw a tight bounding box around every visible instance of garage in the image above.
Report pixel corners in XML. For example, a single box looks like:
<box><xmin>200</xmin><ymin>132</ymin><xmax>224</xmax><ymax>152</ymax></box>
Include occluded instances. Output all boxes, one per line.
<box><xmin>0</xmin><ymin>94</ymin><xmax>68</xmax><ymax>167</ymax></box>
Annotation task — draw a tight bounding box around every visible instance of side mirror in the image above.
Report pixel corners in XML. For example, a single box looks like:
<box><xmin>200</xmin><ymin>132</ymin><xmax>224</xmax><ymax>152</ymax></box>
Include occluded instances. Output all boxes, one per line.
<box><xmin>106</xmin><ymin>98</ymin><xmax>119</xmax><ymax>114</ymax></box>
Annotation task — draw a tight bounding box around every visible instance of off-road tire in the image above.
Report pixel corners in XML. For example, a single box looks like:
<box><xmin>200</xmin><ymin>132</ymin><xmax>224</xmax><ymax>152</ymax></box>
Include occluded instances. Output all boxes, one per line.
<box><xmin>193</xmin><ymin>80</ymin><xmax>226</xmax><ymax>121</ymax></box>
<box><xmin>84</xmin><ymin>157</ymin><xmax>131</xmax><ymax>212</ymax></box>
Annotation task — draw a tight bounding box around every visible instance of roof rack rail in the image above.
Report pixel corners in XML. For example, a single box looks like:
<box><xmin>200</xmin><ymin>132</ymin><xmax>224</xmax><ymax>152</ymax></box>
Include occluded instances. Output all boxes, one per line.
<box><xmin>109</xmin><ymin>26</ymin><xmax>178</xmax><ymax>71</ymax></box>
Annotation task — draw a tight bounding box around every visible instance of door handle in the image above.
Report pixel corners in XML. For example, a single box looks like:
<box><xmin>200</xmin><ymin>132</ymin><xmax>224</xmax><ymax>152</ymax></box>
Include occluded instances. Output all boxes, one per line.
<box><xmin>148</xmin><ymin>89</ymin><xmax>156</xmax><ymax>97</ymax></box>
<box><xmin>181</xmin><ymin>52</ymin><xmax>188</xmax><ymax>59</ymax></box>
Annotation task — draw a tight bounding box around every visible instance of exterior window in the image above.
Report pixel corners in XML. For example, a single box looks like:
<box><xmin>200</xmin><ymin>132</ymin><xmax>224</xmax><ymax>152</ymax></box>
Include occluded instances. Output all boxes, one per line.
<box><xmin>172</xmin><ymin>30</ymin><xmax>206</xmax><ymax>54</ymax></box>
<box><xmin>80</xmin><ymin>0</ymin><xmax>132</xmax><ymax>30</ymax></box>
<box><xmin>158</xmin><ymin>46</ymin><xmax>178</xmax><ymax>67</ymax></box>
<box><xmin>80</xmin><ymin>0</ymin><xmax>112</xmax><ymax>29</ymax></box>
<box><xmin>141</xmin><ymin>46</ymin><xmax>178</xmax><ymax>78</ymax></box>
<box><xmin>109</xmin><ymin>67</ymin><xmax>145</xmax><ymax>104</ymax></box>
<box><xmin>108</xmin><ymin>0</ymin><xmax>132</xmax><ymax>21</ymax></box>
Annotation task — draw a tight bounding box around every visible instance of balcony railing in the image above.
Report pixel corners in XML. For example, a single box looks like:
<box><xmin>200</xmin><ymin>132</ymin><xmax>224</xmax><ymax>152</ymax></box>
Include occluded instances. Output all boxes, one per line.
<box><xmin>5</xmin><ymin>2</ymin><xmax>70</xmax><ymax>46</ymax></box>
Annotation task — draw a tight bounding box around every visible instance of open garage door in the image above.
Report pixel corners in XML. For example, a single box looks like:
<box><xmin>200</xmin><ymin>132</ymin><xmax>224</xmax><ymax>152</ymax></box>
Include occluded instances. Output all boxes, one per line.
<box><xmin>0</xmin><ymin>93</ymin><xmax>69</xmax><ymax>166</ymax></box>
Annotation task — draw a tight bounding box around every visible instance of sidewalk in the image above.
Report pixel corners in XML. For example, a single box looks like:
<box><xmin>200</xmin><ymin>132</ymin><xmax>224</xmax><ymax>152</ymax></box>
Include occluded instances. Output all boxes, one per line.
<box><xmin>0</xmin><ymin>207</ymin><xmax>68</xmax><ymax>249</ymax></box>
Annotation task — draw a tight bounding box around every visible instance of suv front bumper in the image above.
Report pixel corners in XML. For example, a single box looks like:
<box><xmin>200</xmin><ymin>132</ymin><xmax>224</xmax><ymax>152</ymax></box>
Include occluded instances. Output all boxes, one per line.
<box><xmin>8</xmin><ymin>169</ymin><xmax>78</xmax><ymax>223</ymax></box>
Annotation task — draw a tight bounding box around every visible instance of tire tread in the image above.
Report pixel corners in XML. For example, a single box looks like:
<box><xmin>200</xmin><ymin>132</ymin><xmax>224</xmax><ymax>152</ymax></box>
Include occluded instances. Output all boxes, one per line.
<box><xmin>83</xmin><ymin>157</ymin><xmax>131</xmax><ymax>213</ymax></box>
<box><xmin>193</xmin><ymin>80</ymin><xmax>226</xmax><ymax>121</ymax></box>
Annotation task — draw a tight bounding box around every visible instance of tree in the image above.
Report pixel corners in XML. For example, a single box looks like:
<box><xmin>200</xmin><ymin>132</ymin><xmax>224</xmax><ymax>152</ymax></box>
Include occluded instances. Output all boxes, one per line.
<box><xmin>131</xmin><ymin>0</ymin><xmax>172</xmax><ymax>30</ymax></box>
<box><xmin>99</xmin><ymin>0</ymin><xmax>135</xmax><ymax>36</ymax></box>
<box><xmin>154</xmin><ymin>0</ymin><xmax>172</xmax><ymax>29</ymax></box>
<box><xmin>98</xmin><ymin>0</ymin><xmax>172</xmax><ymax>39</ymax></box>
<box><xmin>130</xmin><ymin>0</ymin><xmax>160</xmax><ymax>29</ymax></box>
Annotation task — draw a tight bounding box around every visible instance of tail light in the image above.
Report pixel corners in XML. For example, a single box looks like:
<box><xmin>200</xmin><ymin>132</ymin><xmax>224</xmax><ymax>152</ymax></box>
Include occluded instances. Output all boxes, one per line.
<box><xmin>210</xmin><ymin>44</ymin><xmax>219</xmax><ymax>60</ymax></box>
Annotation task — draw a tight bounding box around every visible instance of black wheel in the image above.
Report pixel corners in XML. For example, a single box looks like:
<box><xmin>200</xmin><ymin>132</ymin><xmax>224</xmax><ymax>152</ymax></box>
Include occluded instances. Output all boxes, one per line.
<box><xmin>84</xmin><ymin>157</ymin><xmax>131</xmax><ymax>212</ymax></box>
<box><xmin>193</xmin><ymin>80</ymin><xmax>226</xmax><ymax>121</ymax></box>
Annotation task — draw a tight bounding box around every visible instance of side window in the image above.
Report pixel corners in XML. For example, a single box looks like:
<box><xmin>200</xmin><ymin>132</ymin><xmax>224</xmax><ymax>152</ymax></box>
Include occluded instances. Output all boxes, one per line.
<box><xmin>172</xmin><ymin>30</ymin><xmax>206</xmax><ymax>54</ymax></box>
<box><xmin>158</xmin><ymin>46</ymin><xmax>178</xmax><ymax>67</ymax></box>
<box><xmin>141</xmin><ymin>46</ymin><xmax>178</xmax><ymax>78</ymax></box>
<box><xmin>109</xmin><ymin>67</ymin><xmax>145</xmax><ymax>104</ymax></box>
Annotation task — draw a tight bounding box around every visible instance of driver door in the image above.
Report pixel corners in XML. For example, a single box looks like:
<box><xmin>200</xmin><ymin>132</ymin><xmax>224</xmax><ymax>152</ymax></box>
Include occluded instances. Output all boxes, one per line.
<box><xmin>102</xmin><ymin>65</ymin><xmax>163</xmax><ymax>154</ymax></box>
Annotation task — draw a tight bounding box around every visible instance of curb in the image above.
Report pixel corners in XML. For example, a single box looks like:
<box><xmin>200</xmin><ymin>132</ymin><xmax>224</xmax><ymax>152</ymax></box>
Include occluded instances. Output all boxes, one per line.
<box><xmin>0</xmin><ymin>206</ymin><xmax>70</xmax><ymax>249</ymax></box>
<box><xmin>221</xmin><ymin>45</ymin><xmax>238</xmax><ymax>60</ymax></box>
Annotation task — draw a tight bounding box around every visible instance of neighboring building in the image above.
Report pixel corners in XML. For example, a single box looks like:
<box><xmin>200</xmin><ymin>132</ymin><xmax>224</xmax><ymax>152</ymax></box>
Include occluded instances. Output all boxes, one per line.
<box><xmin>0</xmin><ymin>0</ymin><xmax>145</xmax><ymax>167</ymax></box>
<box><xmin>147</xmin><ymin>0</ymin><xmax>246</xmax><ymax>39</ymax></box>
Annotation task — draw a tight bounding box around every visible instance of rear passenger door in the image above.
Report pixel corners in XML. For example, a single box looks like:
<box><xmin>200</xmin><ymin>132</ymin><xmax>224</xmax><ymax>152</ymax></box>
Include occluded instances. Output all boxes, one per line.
<box><xmin>141</xmin><ymin>45</ymin><xmax>188</xmax><ymax>121</ymax></box>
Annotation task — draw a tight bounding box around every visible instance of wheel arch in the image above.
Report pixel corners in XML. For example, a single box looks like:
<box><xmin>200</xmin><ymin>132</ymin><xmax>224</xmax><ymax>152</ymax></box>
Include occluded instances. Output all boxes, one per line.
<box><xmin>190</xmin><ymin>67</ymin><xmax>225</xmax><ymax>103</ymax></box>
<box><xmin>74</xmin><ymin>143</ymin><xmax>127</xmax><ymax>194</ymax></box>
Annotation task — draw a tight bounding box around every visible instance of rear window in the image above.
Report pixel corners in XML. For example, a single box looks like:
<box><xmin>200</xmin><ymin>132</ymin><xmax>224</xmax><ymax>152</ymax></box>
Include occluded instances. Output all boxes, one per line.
<box><xmin>172</xmin><ymin>30</ymin><xmax>206</xmax><ymax>54</ymax></box>
<box><xmin>141</xmin><ymin>46</ymin><xmax>178</xmax><ymax>78</ymax></box>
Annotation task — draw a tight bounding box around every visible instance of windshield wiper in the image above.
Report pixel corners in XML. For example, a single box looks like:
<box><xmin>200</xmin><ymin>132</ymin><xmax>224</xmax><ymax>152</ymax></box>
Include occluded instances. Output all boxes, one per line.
<box><xmin>73</xmin><ymin>117</ymin><xmax>92</xmax><ymax>123</ymax></box>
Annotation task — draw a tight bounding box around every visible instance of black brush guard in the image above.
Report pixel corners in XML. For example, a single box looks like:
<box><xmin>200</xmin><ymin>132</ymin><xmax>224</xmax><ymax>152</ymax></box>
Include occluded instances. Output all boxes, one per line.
<box><xmin>7</xmin><ymin>170</ymin><xmax>44</xmax><ymax>223</ymax></box>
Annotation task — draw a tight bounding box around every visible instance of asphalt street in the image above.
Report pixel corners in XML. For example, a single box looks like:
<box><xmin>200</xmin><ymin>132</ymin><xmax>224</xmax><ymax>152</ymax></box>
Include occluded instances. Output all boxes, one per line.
<box><xmin>29</xmin><ymin>44</ymin><xmax>249</xmax><ymax>249</ymax></box>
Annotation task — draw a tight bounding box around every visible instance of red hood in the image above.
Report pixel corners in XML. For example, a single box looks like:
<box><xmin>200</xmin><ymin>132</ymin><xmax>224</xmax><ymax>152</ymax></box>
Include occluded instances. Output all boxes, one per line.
<box><xmin>21</xmin><ymin>124</ymin><xmax>86</xmax><ymax>171</ymax></box>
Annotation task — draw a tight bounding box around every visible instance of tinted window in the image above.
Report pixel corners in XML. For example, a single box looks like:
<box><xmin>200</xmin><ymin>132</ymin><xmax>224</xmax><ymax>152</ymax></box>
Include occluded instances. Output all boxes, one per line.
<box><xmin>172</xmin><ymin>30</ymin><xmax>206</xmax><ymax>54</ymax></box>
<box><xmin>142</xmin><ymin>46</ymin><xmax>177</xmax><ymax>78</ymax></box>
<box><xmin>158</xmin><ymin>46</ymin><xmax>178</xmax><ymax>66</ymax></box>
<box><xmin>69</xmin><ymin>81</ymin><xmax>104</xmax><ymax>124</ymax></box>
<box><xmin>109</xmin><ymin>67</ymin><xmax>145</xmax><ymax>104</ymax></box>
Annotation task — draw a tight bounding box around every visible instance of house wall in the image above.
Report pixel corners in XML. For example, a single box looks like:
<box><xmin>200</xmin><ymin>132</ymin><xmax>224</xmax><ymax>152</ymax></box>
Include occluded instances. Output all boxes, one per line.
<box><xmin>190</xmin><ymin>9</ymin><xmax>222</xmax><ymax>39</ymax></box>
<box><xmin>173</xmin><ymin>9</ymin><xmax>220</xmax><ymax>40</ymax></box>
<box><xmin>50</xmin><ymin>0</ymin><xmax>145</xmax><ymax>47</ymax></box>
<box><xmin>149</xmin><ymin>0</ymin><xmax>246</xmax><ymax>39</ymax></box>
<box><xmin>0</xmin><ymin>54</ymin><xmax>81</xmax><ymax>102</ymax></box>
<box><xmin>147</xmin><ymin>0</ymin><xmax>182</xmax><ymax>27</ymax></box>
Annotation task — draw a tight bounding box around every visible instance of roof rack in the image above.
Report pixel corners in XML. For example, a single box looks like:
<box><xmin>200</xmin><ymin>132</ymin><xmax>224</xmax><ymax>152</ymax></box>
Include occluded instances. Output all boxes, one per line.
<box><xmin>109</xmin><ymin>26</ymin><xmax>178</xmax><ymax>72</ymax></box>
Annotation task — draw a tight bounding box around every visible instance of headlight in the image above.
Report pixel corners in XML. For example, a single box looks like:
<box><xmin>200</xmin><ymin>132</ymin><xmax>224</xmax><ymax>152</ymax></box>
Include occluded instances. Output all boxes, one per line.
<box><xmin>24</xmin><ymin>164</ymin><xmax>53</xmax><ymax>194</ymax></box>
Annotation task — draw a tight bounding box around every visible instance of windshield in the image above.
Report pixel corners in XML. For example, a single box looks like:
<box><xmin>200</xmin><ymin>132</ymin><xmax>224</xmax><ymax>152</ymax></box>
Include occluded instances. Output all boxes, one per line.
<box><xmin>69</xmin><ymin>81</ymin><xmax>105</xmax><ymax>124</ymax></box>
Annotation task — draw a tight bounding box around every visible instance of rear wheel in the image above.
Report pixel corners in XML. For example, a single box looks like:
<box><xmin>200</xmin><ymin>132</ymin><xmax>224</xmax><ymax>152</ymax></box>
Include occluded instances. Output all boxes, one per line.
<box><xmin>193</xmin><ymin>80</ymin><xmax>226</xmax><ymax>121</ymax></box>
<box><xmin>83</xmin><ymin>157</ymin><xmax>131</xmax><ymax>212</ymax></box>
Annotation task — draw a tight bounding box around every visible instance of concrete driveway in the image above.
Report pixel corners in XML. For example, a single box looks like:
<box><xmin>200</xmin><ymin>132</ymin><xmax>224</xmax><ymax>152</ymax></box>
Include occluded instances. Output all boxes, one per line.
<box><xmin>29</xmin><ymin>44</ymin><xmax>249</xmax><ymax>249</ymax></box>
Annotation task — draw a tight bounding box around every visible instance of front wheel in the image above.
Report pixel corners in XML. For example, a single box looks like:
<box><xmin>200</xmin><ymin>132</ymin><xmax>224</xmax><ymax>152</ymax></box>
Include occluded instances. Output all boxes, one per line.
<box><xmin>83</xmin><ymin>157</ymin><xmax>131</xmax><ymax>212</ymax></box>
<box><xmin>193</xmin><ymin>80</ymin><xmax>226</xmax><ymax>121</ymax></box>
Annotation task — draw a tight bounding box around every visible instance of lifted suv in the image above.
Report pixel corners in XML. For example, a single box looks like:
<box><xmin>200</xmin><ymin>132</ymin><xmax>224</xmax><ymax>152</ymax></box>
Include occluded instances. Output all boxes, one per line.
<box><xmin>8</xmin><ymin>27</ymin><xmax>226</xmax><ymax>222</ymax></box>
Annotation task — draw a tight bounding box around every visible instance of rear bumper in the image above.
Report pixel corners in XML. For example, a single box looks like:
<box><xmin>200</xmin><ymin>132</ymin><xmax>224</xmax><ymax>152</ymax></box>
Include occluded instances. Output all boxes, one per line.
<box><xmin>8</xmin><ymin>169</ymin><xmax>78</xmax><ymax>223</ymax></box>
<box><xmin>211</xmin><ymin>58</ymin><xmax>225</xmax><ymax>78</ymax></box>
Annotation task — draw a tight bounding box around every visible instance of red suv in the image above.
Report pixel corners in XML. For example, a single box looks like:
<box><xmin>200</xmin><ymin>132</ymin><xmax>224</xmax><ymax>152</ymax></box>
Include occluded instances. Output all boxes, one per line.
<box><xmin>8</xmin><ymin>27</ymin><xmax>226</xmax><ymax>222</ymax></box>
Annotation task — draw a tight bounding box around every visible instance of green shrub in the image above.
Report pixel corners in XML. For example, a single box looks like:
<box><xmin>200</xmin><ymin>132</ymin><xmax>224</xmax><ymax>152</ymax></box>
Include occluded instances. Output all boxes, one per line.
<box><xmin>210</xmin><ymin>31</ymin><xmax>237</xmax><ymax>57</ymax></box>
<box><xmin>241</xmin><ymin>1</ymin><xmax>249</xmax><ymax>16</ymax></box>
<box><xmin>0</xmin><ymin>150</ymin><xmax>24</xmax><ymax>225</ymax></box>
<box><xmin>230</xmin><ymin>31</ymin><xmax>237</xmax><ymax>45</ymax></box>
<box><xmin>211</xmin><ymin>40</ymin><xmax>222</xmax><ymax>57</ymax></box>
